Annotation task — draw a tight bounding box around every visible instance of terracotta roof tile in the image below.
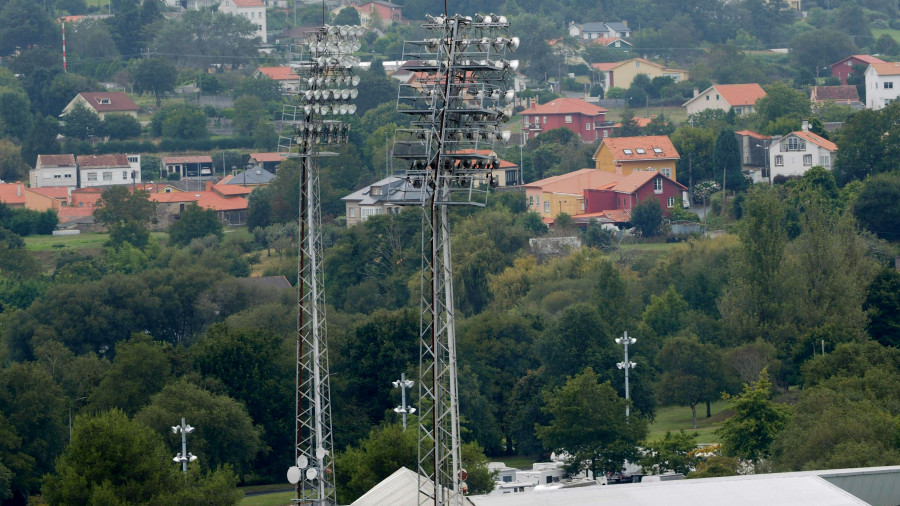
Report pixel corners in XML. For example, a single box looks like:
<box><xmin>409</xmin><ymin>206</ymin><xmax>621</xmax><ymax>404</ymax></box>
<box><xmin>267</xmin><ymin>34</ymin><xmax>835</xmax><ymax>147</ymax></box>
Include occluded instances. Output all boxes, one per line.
<box><xmin>714</xmin><ymin>84</ymin><xmax>767</xmax><ymax>107</ymax></box>
<box><xmin>597</xmin><ymin>135</ymin><xmax>680</xmax><ymax>161</ymax></box>
<box><xmin>57</xmin><ymin>206</ymin><xmax>95</xmax><ymax>222</ymax></box>
<box><xmin>831</xmin><ymin>54</ymin><xmax>885</xmax><ymax>67</ymax></box>
<box><xmin>526</xmin><ymin>168</ymin><xmax>622</xmax><ymax>194</ymax></box>
<box><xmin>28</xmin><ymin>187</ymin><xmax>69</xmax><ymax>199</ymax></box>
<box><xmin>256</xmin><ymin>67</ymin><xmax>299</xmax><ymax>81</ymax></box>
<box><xmin>161</xmin><ymin>156</ymin><xmax>213</xmax><ymax>164</ymax></box>
<box><xmin>0</xmin><ymin>182</ymin><xmax>27</xmax><ymax>205</ymax></box>
<box><xmin>77</xmin><ymin>92</ymin><xmax>139</xmax><ymax>113</ymax></box>
<box><xmin>524</xmin><ymin>97</ymin><xmax>607</xmax><ymax>116</ymax></box>
<box><xmin>869</xmin><ymin>62</ymin><xmax>900</xmax><ymax>76</ymax></box>
<box><xmin>37</xmin><ymin>154</ymin><xmax>76</xmax><ymax>167</ymax></box>
<box><xmin>734</xmin><ymin>130</ymin><xmax>770</xmax><ymax>140</ymax></box>
<box><xmin>77</xmin><ymin>154</ymin><xmax>130</xmax><ymax>168</ymax></box>
<box><xmin>231</xmin><ymin>0</ymin><xmax>264</xmax><ymax>7</ymax></box>
<box><xmin>811</xmin><ymin>85</ymin><xmax>860</xmax><ymax>102</ymax></box>
<box><xmin>792</xmin><ymin>131</ymin><xmax>837</xmax><ymax>152</ymax></box>
<box><xmin>610</xmin><ymin>170</ymin><xmax>685</xmax><ymax>192</ymax></box>
<box><xmin>250</xmin><ymin>152</ymin><xmax>289</xmax><ymax>163</ymax></box>
<box><xmin>213</xmin><ymin>185</ymin><xmax>254</xmax><ymax>196</ymax></box>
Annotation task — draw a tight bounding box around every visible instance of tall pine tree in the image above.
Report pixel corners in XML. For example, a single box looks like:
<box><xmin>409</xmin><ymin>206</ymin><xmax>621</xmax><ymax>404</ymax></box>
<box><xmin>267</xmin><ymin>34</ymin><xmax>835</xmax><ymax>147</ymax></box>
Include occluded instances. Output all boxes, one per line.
<box><xmin>713</xmin><ymin>128</ymin><xmax>745</xmax><ymax>193</ymax></box>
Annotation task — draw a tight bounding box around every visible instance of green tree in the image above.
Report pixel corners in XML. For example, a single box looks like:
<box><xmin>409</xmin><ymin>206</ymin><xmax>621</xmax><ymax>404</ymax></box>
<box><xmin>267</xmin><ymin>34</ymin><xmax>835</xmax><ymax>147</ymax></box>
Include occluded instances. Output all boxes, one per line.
<box><xmin>755</xmin><ymin>82</ymin><xmax>811</xmax><ymax>131</ymax></box>
<box><xmin>102</xmin><ymin>113</ymin><xmax>142</xmax><ymax>139</ymax></box>
<box><xmin>716</xmin><ymin>370</ymin><xmax>790</xmax><ymax>462</ymax></box>
<box><xmin>135</xmin><ymin>381</ymin><xmax>262</xmax><ymax>477</ymax></box>
<box><xmin>0</xmin><ymin>87</ymin><xmax>32</xmax><ymax>141</ymax></box>
<box><xmin>657</xmin><ymin>336</ymin><xmax>723</xmax><ymax>428</ymax></box>
<box><xmin>0</xmin><ymin>140</ymin><xmax>29</xmax><ymax>182</ymax></box>
<box><xmin>0</xmin><ymin>0</ymin><xmax>58</xmax><ymax>55</ymax></box>
<box><xmin>88</xmin><ymin>336</ymin><xmax>173</xmax><ymax>416</ymax></box>
<box><xmin>335</xmin><ymin>423</ymin><xmax>417</xmax><ymax>504</ymax></box>
<box><xmin>42</xmin><ymin>409</ymin><xmax>242</xmax><ymax>505</ymax></box>
<box><xmin>160</xmin><ymin>103</ymin><xmax>208</xmax><ymax>139</ymax></box>
<box><xmin>712</xmin><ymin>128</ymin><xmax>745</xmax><ymax>192</ymax></box>
<box><xmin>60</xmin><ymin>101</ymin><xmax>103</xmax><ymax>140</ymax></box>
<box><xmin>639</xmin><ymin>430</ymin><xmax>700</xmax><ymax>475</ymax></box>
<box><xmin>789</xmin><ymin>29</ymin><xmax>856</xmax><ymax>75</ymax></box>
<box><xmin>853</xmin><ymin>171</ymin><xmax>900</xmax><ymax>240</ymax></box>
<box><xmin>332</xmin><ymin>6</ymin><xmax>361</xmax><ymax>25</ymax></box>
<box><xmin>151</xmin><ymin>10</ymin><xmax>259</xmax><ymax>68</ymax></box>
<box><xmin>169</xmin><ymin>203</ymin><xmax>224</xmax><ymax>247</ymax></box>
<box><xmin>20</xmin><ymin>114</ymin><xmax>60</xmax><ymax>166</ymax></box>
<box><xmin>865</xmin><ymin>268</ymin><xmax>900</xmax><ymax>348</ymax></box>
<box><xmin>536</xmin><ymin>367</ymin><xmax>648</xmax><ymax>478</ymax></box>
<box><xmin>630</xmin><ymin>197</ymin><xmax>663</xmax><ymax>236</ymax></box>
<box><xmin>131</xmin><ymin>58</ymin><xmax>178</xmax><ymax>108</ymax></box>
<box><xmin>94</xmin><ymin>185</ymin><xmax>155</xmax><ymax>249</ymax></box>
<box><xmin>232</xmin><ymin>94</ymin><xmax>266</xmax><ymax>136</ymax></box>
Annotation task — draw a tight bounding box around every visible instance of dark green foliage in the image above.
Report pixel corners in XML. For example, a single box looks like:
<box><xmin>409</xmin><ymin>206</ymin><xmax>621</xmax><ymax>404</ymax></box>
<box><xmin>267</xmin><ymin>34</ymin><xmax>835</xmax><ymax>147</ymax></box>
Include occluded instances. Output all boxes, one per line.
<box><xmin>657</xmin><ymin>336</ymin><xmax>725</xmax><ymax>428</ymax></box>
<box><xmin>0</xmin><ymin>0</ymin><xmax>58</xmax><ymax>55</ymax></box>
<box><xmin>102</xmin><ymin>113</ymin><xmax>142</xmax><ymax>140</ymax></box>
<box><xmin>94</xmin><ymin>186</ymin><xmax>155</xmax><ymax>249</ymax></box>
<box><xmin>61</xmin><ymin>101</ymin><xmax>103</xmax><ymax>140</ymax></box>
<box><xmin>716</xmin><ymin>371</ymin><xmax>790</xmax><ymax>461</ymax></box>
<box><xmin>0</xmin><ymin>206</ymin><xmax>57</xmax><ymax>236</ymax></box>
<box><xmin>865</xmin><ymin>268</ymin><xmax>900</xmax><ymax>348</ymax></box>
<box><xmin>853</xmin><ymin>171</ymin><xmax>900</xmax><ymax>240</ymax></box>
<box><xmin>169</xmin><ymin>204</ymin><xmax>224</xmax><ymax>247</ymax></box>
<box><xmin>630</xmin><ymin>198</ymin><xmax>663</xmax><ymax>236</ymax></box>
<box><xmin>713</xmin><ymin>128</ymin><xmax>745</xmax><ymax>191</ymax></box>
<box><xmin>639</xmin><ymin>430</ymin><xmax>700</xmax><ymax>475</ymax></box>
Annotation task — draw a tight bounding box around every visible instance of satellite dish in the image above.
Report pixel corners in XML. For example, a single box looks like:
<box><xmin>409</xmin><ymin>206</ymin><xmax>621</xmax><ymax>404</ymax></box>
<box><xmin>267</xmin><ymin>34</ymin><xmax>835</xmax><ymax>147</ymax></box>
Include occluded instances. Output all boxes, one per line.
<box><xmin>306</xmin><ymin>468</ymin><xmax>319</xmax><ymax>480</ymax></box>
<box><xmin>315</xmin><ymin>447</ymin><xmax>328</xmax><ymax>459</ymax></box>
<box><xmin>297</xmin><ymin>455</ymin><xmax>309</xmax><ymax>469</ymax></box>
<box><xmin>287</xmin><ymin>466</ymin><xmax>302</xmax><ymax>484</ymax></box>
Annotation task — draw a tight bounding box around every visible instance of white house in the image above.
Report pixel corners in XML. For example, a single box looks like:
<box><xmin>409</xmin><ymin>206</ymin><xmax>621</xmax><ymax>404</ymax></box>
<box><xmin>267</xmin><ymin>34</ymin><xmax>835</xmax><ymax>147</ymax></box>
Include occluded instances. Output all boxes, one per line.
<box><xmin>30</xmin><ymin>154</ymin><xmax>78</xmax><ymax>188</ymax></box>
<box><xmin>77</xmin><ymin>154</ymin><xmax>141</xmax><ymax>188</ymax></box>
<box><xmin>219</xmin><ymin>0</ymin><xmax>267</xmax><ymax>43</ymax></box>
<box><xmin>568</xmin><ymin>21</ymin><xmax>632</xmax><ymax>40</ymax></box>
<box><xmin>683</xmin><ymin>84</ymin><xmax>767</xmax><ymax>117</ymax></box>
<box><xmin>764</xmin><ymin>121</ymin><xmax>837</xmax><ymax>183</ymax></box>
<box><xmin>865</xmin><ymin>61</ymin><xmax>900</xmax><ymax>110</ymax></box>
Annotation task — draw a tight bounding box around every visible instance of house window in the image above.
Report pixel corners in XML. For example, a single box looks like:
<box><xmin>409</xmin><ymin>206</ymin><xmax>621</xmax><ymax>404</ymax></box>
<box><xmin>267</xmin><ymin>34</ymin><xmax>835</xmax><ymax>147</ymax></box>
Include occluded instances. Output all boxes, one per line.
<box><xmin>623</xmin><ymin>149</ymin><xmax>633</xmax><ymax>154</ymax></box>
<box><xmin>716</xmin><ymin>94</ymin><xmax>720</xmax><ymax>100</ymax></box>
<box><xmin>706</xmin><ymin>95</ymin><xmax>710</xmax><ymax>101</ymax></box>
<box><xmin>98</xmin><ymin>98</ymin><xmax>110</xmax><ymax>104</ymax></box>
<box><xmin>636</xmin><ymin>148</ymin><xmax>645</xmax><ymax>154</ymax></box>
<box><xmin>542</xmin><ymin>116</ymin><xmax>547</xmax><ymax>124</ymax></box>
<box><xmin>653</xmin><ymin>178</ymin><xmax>663</xmax><ymax>192</ymax></box>
<box><xmin>87</xmin><ymin>172</ymin><xmax>97</xmax><ymax>181</ymax></box>
<box><xmin>667</xmin><ymin>196</ymin><xmax>675</xmax><ymax>208</ymax></box>
<box><xmin>580</xmin><ymin>201</ymin><xmax>585</xmax><ymax>211</ymax></box>
<box><xmin>371</xmin><ymin>186</ymin><xmax>383</xmax><ymax>196</ymax></box>
<box><xmin>635</xmin><ymin>61</ymin><xmax>640</xmax><ymax>68</ymax></box>
<box><xmin>505</xmin><ymin>169</ymin><xmax>518</xmax><ymax>185</ymax></box>
<box><xmin>544</xmin><ymin>201</ymin><xmax>550</xmax><ymax>213</ymax></box>
<box><xmin>528</xmin><ymin>195</ymin><xmax>534</xmax><ymax>206</ymax></box>
<box><xmin>523</xmin><ymin>117</ymin><xmax>529</xmax><ymax>127</ymax></box>
<box><xmin>653</xmin><ymin>147</ymin><xmax>663</xmax><ymax>154</ymax></box>
<box><xmin>53</xmin><ymin>173</ymin><xmax>62</xmax><ymax>179</ymax></box>
<box><xmin>564</xmin><ymin>115</ymin><xmax>572</xmax><ymax>124</ymax></box>
<box><xmin>803</xmin><ymin>154</ymin><xmax>812</xmax><ymax>165</ymax></box>
<box><xmin>820</xmin><ymin>155</ymin><xmax>831</xmax><ymax>166</ymax></box>
<box><xmin>64</xmin><ymin>174</ymin><xmax>72</xmax><ymax>178</ymax></box>
<box><xmin>123</xmin><ymin>171</ymin><xmax>129</xmax><ymax>180</ymax></box>
<box><xmin>585</xmin><ymin>122</ymin><xmax>591</xmax><ymax>130</ymax></box>
<box><xmin>775</xmin><ymin>155</ymin><xmax>784</xmax><ymax>166</ymax></box>
<box><xmin>661</xmin><ymin>168</ymin><xmax>671</xmax><ymax>177</ymax></box>
<box><xmin>102</xmin><ymin>171</ymin><xmax>112</xmax><ymax>181</ymax></box>
<box><xmin>349</xmin><ymin>207</ymin><xmax>356</xmax><ymax>218</ymax></box>
<box><xmin>603</xmin><ymin>130</ymin><xmax>609</xmax><ymax>137</ymax></box>
<box><xmin>887</xmin><ymin>82</ymin><xmax>894</xmax><ymax>89</ymax></box>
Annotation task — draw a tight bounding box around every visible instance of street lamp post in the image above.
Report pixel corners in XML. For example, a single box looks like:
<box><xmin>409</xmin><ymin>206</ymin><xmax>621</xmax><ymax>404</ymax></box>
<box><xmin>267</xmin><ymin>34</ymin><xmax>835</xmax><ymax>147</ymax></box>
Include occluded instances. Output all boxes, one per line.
<box><xmin>392</xmin><ymin>373</ymin><xmax>416</xmax><ymax>430</ymax></box>
<box><xmin>171</xmin><ymin>418</ymin><xmax>197</xmax><ymax>475</ymax></box>
<box><xmin>615</xmin><ymin>331</ymin><xmax>637</xmax><ymax>419</ymax></box>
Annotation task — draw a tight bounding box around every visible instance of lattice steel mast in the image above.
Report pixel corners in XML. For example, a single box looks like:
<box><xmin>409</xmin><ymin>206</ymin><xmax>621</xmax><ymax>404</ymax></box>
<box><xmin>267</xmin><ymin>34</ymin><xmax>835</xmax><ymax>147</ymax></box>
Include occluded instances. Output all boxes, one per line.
<box><xmin>391</xmin><ymin>14</ymin><xmax>518</xmax><ymax>506</ymax></box>
<box><xmin>280</xmin><ymin>24</ymin><xmax>363</xmax><ymax>505</ymax></box>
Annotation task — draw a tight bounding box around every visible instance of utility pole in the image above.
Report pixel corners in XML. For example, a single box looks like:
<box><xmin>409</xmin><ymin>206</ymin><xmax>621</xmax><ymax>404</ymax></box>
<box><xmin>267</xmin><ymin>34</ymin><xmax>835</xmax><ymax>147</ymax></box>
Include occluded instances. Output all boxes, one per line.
<box><xmin>171</xmin><ymin>418</ymin><xmax>197</xmax><ymax>475</ymax></box>
<box><xmin>393</xmin><ymin>373</ymin><xmax>416</xmax><ymax>430</ymax></box>
<box><xmin>615</xmin><ymin>331</ymin><xmax>637</xmax><ymax>419</ymax></box>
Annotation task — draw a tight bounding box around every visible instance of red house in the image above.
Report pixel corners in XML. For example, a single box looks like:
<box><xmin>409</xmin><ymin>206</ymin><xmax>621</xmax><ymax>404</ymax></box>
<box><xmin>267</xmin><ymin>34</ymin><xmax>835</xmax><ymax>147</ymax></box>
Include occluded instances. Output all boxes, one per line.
<box><xmin>522</xmin><ymin>98</ymin><xmax>612</xmax><ymax>143</ymax></box>
<box><xmin>576</xmin><ymin>170</ymin><xmax>687</xmax><ymax>224</ymax></box>
<box><xmin>830</xmin><ymin>55</ymin><xmax>885</xmax><ymax>85</ymax></box>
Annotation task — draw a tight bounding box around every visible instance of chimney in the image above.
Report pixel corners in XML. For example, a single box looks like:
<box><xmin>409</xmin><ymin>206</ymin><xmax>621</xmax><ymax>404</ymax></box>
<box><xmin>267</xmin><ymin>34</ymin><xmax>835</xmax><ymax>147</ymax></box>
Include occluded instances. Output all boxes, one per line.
<box><xmin>802</xmin><ymin>119</ymin><xmax>809</xmax><ymax>132</ymax></box>
<box><xmin>693</xmin><ymin>88</ymin><xmax>699</xmax><ymax>98</ymax></box>
<box><xmin>205</xmin><ymin>180</ymin><xmax>214</xmax><ymax>191</ymax></box>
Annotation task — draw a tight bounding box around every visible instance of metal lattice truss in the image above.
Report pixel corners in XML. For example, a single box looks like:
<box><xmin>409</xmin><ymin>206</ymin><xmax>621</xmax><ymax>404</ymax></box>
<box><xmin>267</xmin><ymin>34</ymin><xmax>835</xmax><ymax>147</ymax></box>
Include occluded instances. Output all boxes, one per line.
<box><xmin>280</xmin><ymin>24</ymin><xmax>363</xmax><ymax>506</ymax></box>
<box><xmin>390</xmin><ymin>13</ymin><xmax>518</xmax><ymax>506</ymax></box>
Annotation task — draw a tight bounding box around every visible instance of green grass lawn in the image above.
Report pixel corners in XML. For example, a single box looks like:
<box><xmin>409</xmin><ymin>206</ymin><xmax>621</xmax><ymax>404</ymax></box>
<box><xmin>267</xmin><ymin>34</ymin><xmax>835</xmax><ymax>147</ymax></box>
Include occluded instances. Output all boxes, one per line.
<box><xmin>873</xmin><ymin>28</ymin><xmax>900</xmax><ymax>45</ymax></box>
<box><xmin>24</xmin><ymin>232</ymin><xmax>168</xmax><ymax>252</ymax></box>
<box><xmin>648</xmin><ymin>400</ymin><xmax>732</xmax><ymax>445</ymax></box>
<box><xmin>492</xmin><ymin>455</ymin><xmax>538</xmax><ymax>470</ymax></box>
<box><xmin>239</xmin><ymin>491</ymin><xmax>295</xmax><ymax>506</ymax></box>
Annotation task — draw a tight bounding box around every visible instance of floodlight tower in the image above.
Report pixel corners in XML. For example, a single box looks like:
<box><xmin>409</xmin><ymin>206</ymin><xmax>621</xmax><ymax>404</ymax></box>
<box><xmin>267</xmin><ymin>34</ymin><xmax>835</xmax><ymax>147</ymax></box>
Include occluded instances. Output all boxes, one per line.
<box><xmin>391</xmin><ymin>13</ymin><xmax>518</xmax><ymax>506</ymax></box>
<box><xmin>171</xmin><ymin>418</ymin><xmax>197</xmax><ymax>475</ymax></box>
<box><xmin>616</xmin><ymin>331</ymin><xmax>637</xmax><ymax>419</ymax></box>
<box><xmin>279</xmin><ymin>23</ymin><xmax>363</xmax><ymax>506</ymax></box>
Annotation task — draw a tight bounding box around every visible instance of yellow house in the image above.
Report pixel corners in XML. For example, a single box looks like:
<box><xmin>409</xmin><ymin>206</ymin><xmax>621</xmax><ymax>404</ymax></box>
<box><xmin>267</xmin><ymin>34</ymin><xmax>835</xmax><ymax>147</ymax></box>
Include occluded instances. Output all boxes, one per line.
<box><xmin>593</xmin><ymin>135</ymin><xmax>680</xmax><ymax>181</ymax></box>
<box><xmin>592</xmin><ymin>58</ymin><xmax>689</xmax><ymax>90</ymax></box>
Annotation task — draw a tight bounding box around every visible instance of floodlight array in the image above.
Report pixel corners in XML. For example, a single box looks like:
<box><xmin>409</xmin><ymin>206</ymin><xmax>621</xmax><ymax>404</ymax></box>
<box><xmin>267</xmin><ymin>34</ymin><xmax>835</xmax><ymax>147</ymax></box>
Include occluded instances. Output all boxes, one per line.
<box><xmin>280</xmin><ymin>24</ymin><xmax>363</xmax><ymax>150</ymax></box>
<box><xmin>391</xmin><ymin>14</ymin><xmax>518</xmax><ymax>205</ymax></box>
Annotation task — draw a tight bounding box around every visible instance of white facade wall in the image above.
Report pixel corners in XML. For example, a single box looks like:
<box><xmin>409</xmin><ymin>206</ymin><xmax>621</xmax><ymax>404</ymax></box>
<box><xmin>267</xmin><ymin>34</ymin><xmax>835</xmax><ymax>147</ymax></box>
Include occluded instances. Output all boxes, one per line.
<box><xmin>219</xmin><ymin>0</ymin><xmax>267</xmax><ymax>43</ymax></box>
<box><xmin>865</xmin><ymin>66</ymin><xmax>900</xmax><ymax>110</ymax></box>
<box><xmin>767</xmin><ymin>135</ymin><xmax>835</xmax><ymax>182</ymax></box>
<box><xmin>79</xmin><ymin>166</ymin><xmax>141</xmax><ymax>188</ymax></box>
<box><xmin>30</xmin><ymin>167</ymin><xmax>78</xmax><ymax>188</ymax></box>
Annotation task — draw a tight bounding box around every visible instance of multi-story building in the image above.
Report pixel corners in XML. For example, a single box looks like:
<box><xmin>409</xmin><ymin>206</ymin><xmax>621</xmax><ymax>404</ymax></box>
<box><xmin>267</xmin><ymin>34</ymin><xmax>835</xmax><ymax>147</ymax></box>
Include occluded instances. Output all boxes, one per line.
<box><xmin>865</xmin><ymin>61</ymin><xmax>900</xmax><ymax>110</ymax></box>
<box><xmin>522</xmin><ymin>98</ymin><xmax>612</xmax><ymax>143</ymax></box>
<box><xmin>30</xmin><ymin>154</ymin><xmax>78</xmax><ymax>188</ymax></box>
<box><xmin>219</xmin><ymin>0</ymin><xmax>267</xmax><ymax>43</ymax></box>
<box><xmin>77</xmin><ymin>154</ymin><xmax>140</xmax><ymax>188</ymax></box>
<box><xmin>593</xmin><ymin>135</ymin><xmax>680</xmax><ymax>181</ymax></box>
<box><xmin>683</xmin><ymin>84</ymin><xmax>767</xmax><ymax>117</ymax></box>
<box><xmin>766</xmin><ymin>121</ymin><xmax>837</xmax><ymax>183</ymax></box>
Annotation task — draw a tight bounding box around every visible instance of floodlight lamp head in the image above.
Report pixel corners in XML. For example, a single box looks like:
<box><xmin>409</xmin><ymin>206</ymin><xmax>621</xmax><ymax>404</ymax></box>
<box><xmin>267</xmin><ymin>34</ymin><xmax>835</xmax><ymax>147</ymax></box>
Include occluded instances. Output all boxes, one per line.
<box><xmin>172</xmin><ymin>426</ymin><xmax>179</xmax><ymax>434</ymax></box>
<box><xmin>392</xmin><ymin>380</ymin><xmax>401</xmax><ymax>388</ymax></box>
<box><xmin>508</xmin><ymin>59</ymin><xmax>520</xmax><ymax>71</ymax></box>
<box><xmin>630</xmin><ymin>361</ymin><xmax>637</xmax><ymax>368</ymax></box>
<box><xmin>173</xmin><ymin>454</ymin><xmax>182</xmax><ymax>462</ymax></box>
<box><xmin>617</xmin><ymin>362</ymin><xmax>626</xmax><ymax>369</ymax></box>
<box><xmin>504</xmin><ymin>89</ymin><xmax>515</xmax><ymax>102</ymax></box>
<box><xmin>188</xmin><ymin>453</ymin><xmax>198</xmax><ymax>462</ymax></box>
<box><xmin>497</xmin><ymin>15</ymin><xmax>508</xmax><ymax>23</ymax></box>
<box><xmin>501</xmin><ymin>130</ymin><xmax>511</xmax><ymax>143</ymax></box>
<box><xmin>509</xmin><ymin>36</ymin><xmax>520</xmax><ymax>51</ymax></box>
<box><xmin>184</xmin><ymin>425</ymin><xmax>195</xmax><ymax>434</ymax></box>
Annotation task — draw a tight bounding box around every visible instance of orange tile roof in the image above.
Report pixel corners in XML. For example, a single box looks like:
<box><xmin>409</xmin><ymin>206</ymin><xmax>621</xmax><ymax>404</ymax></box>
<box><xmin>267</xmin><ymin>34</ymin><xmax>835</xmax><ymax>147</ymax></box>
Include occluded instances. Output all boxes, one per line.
<box><xmin>526</xmin><ymin>169</ymin><xmax>622</xmax><ymax>194</ymax></box>
<box><xmin>77</xmin><ymin>154</ymin><xmax>129</xmax><ymax>168</ymax></box>
<box><xmin>231</xmin><ymin>0</ymin><xmax>264</xmax><ymax>6</ymax></box>
<box><xmin>713</xmin><ymin>84</ymin><xmax>767</xmax><ymax>107</ymax></box>
<box><xmin>869</xmin><ymin>61</ymin><xmax>900</xmax><ymax>76</ymax></box>
<box><xmin>602</xmin><ymin>208</ymin><xmax>631</xmax><ymax>222</ymax></box>
<box><xmin>250</xmin><ymin>152</ymin><xmax>289</xmax><ymax>163</ymax></box>
<box><xmin>596</xmin><ymin>135</ymin><xmax>680</xmax><ymax>161</ymax></box>
<box><xmin>734</xmin><ymin>130</ymin><xmax>770</xmax><ymax>140</ymax></box>
<box><xmin>148</xmin><ymin>193</ymin><xmax>200</xmax><ymax>204</ymax></box>
<box><xmin>831</xmin><ymin>54</ymin><xmax>885</xmax><ymax>67</ymax></box>
<box><xmin>0</xmin><ymin>182</ymin><xmax>26</xmax><ymax>206</ymax></box>
<box><xmin>792</xmin><ymin>131</ymin><xmax>838</xmax><ymax>152</ymax></box>
<box><xmin>37</xmin><ymin>154</ymin><xmax>76</xmax><ymax>167</ymax></box>
<box><xmin>590</xmin><ymin>36</ymin><xmax>629</xmax><ymax>47</ymax></box>
<box><xmin>28</xmin><ymin>187</ymin><xmax>69</xmax><ymax>200</ymax></box>
<box><xmin>256</xmin><ymin>67</ymin><xmax>299</xmax><ymax>81</ymax></box>
<box><xmin>610</xmin><ymin>170</ymin><xmax>685</xmax><ymax>192</ymax></box>
<box><xmin>161</xmin><ymin>156</ymin><xmax>213</xmax><ymax>164</ymax></box>
<box><xmin>524</xmin><ymin>98</ymin><xmax>607</xmax><ymax>116</ymax></box>
<box><xmin>213</xmin><ymin>184</ymin><xmax>254</xmax><ymax>197</ymax></box>
<box><xmin>148</xmin><ymin>191</ymin><xmax>248</xmax><ymax>211</ymax></box>
<box><xmin>57</xmin><ymin>206</ymin><xmax>95</xmax><ymax>222</ymax></box>
<box><xmin>592</xmin><ymin>62</ymin><xmax>618</xmax><ymax>71</ymax></box>
<box><xmin>613</xmin><ymin>117</ymin><xmax>653</xmax><ymax>128</ymax></box>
